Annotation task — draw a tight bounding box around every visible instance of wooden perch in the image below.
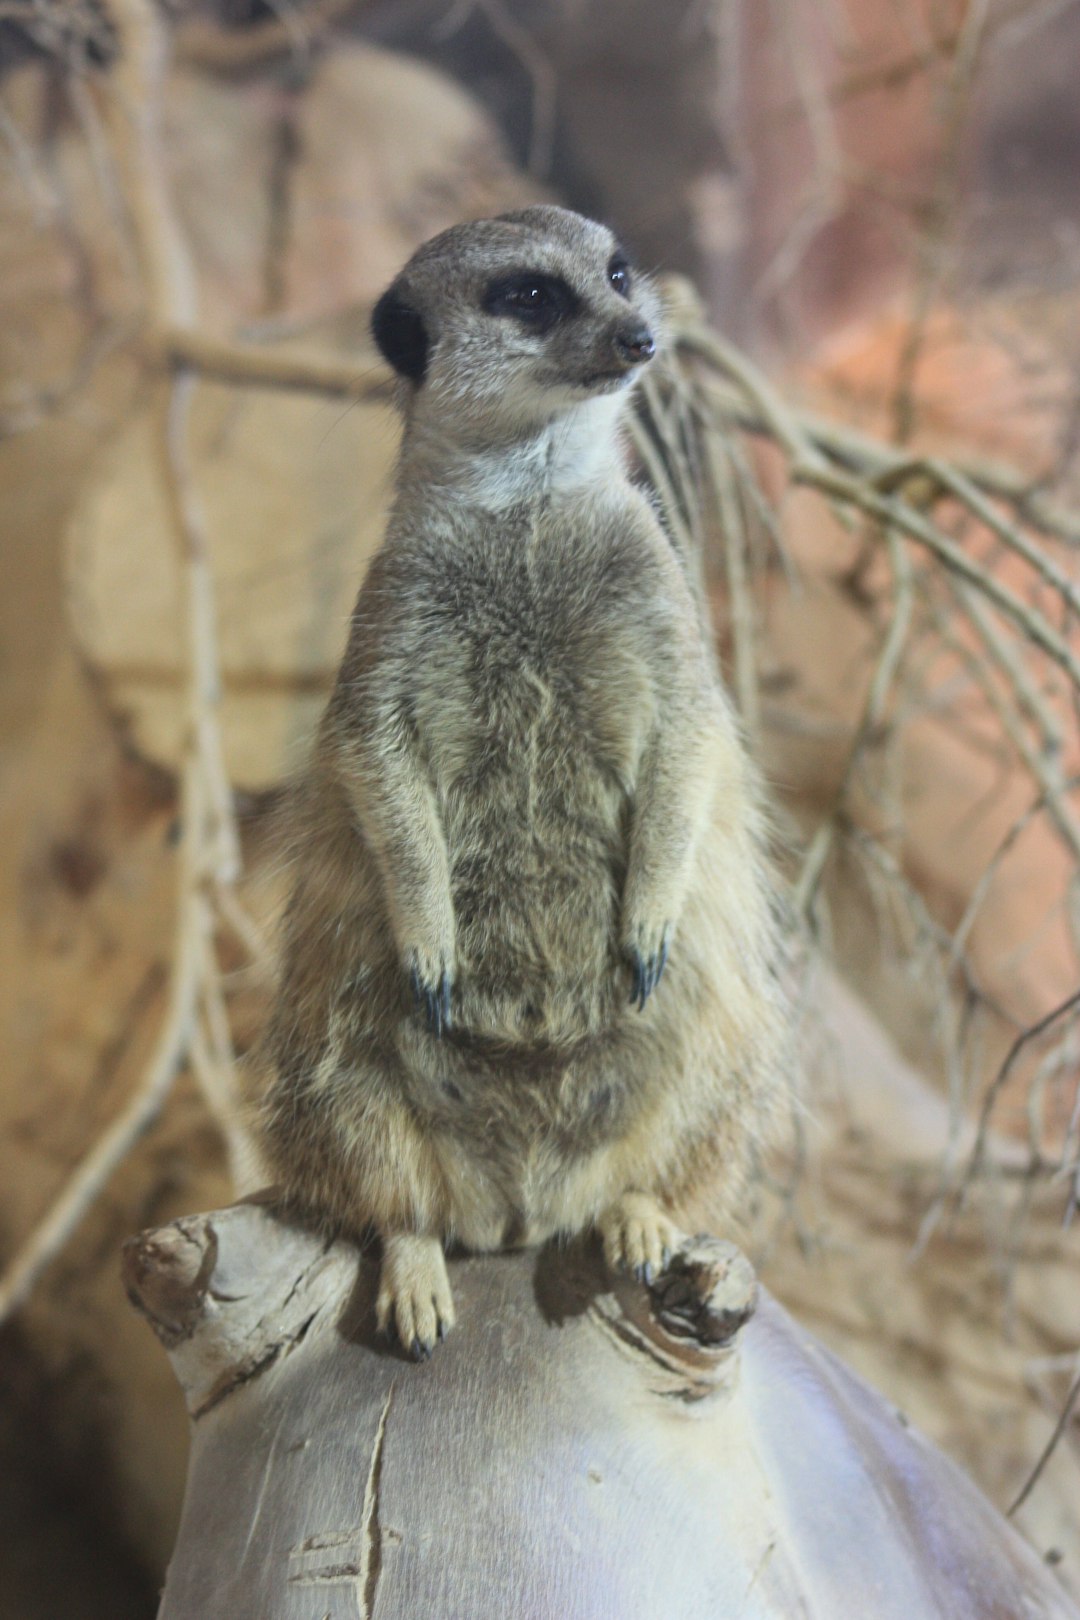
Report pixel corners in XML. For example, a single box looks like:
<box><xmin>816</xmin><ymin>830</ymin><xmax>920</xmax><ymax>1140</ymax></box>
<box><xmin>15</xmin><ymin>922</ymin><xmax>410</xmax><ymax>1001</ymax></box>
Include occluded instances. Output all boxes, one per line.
<box><xmin>125</xmin><ymin>1203</ymin><xmax>1080</xmax><ymax>1620</ymax></box>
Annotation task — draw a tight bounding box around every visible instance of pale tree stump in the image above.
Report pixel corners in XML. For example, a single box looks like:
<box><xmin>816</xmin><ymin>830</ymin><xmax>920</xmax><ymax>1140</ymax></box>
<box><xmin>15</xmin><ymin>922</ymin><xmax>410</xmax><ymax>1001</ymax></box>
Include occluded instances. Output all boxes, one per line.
<box><xmin>124</xmin><ymin>1203</ymin><xmax>1079</xmax><ymax>1620</ymax></box>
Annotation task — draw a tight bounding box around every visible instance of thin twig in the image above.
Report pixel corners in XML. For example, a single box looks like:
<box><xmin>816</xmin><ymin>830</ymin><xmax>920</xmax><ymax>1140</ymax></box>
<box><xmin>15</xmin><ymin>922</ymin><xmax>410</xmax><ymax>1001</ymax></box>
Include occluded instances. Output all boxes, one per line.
<box><xmin>946</xmin><ymin>584</ymin><xmax>1080</xmax><ymax>862</ymax></box>
<box><xmin>960</xmin><ymin>988</ymin><xmax>1080</xmax><ymax>1207</ymax></box>
<box><xmin>890</xmin><ymin>0</ymin><xmax>991</xmax><ymax>443</ymax></box>
<box><xmin>1008</xmin><ymin>1362</ymin><xmax>1080</xmax><ymax>1516</ymax></box>
<box><xmin>793</xmin><ymin>525</ymin><xmax>914</xmax><ymax>919</ymax></box>
<box><xmin>707</xmin><ymin>429</ymin><xmax>761</xmax><ymax>738</ymax></box>
<box><xmin>798</xmin><ymin>462</ymin><xmax>1080</xmax><ymax>692</ymax></box>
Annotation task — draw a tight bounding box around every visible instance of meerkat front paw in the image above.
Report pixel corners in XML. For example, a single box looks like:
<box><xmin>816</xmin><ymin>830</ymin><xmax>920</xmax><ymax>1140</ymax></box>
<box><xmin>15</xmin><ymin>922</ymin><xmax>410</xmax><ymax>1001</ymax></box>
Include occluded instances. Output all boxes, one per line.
<box><xmin>622</xmin><ymin>921</ymin><xmax>671</xmax><ymax>1011</ymax></box>
<box><xmin>599</xmin><ymin>1192</ymin><xmax>684</xmax><ymax>1287</ymax></box>
<box><xmin>376</xmin><ymin>1231</ymin><xmax>456</xmax><ymax>1360</ymax></box>
<box><xmin>406</xmin><ymin>945</ymin><xmax>454</xmax><ymax>1037</ymax></box>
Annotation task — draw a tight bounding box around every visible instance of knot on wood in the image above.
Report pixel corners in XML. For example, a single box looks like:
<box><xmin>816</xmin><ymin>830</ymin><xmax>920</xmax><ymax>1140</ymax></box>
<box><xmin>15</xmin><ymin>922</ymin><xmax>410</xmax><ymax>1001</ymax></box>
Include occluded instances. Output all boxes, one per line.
<box><xmin>648</xmin><ymin>1235</ymin><xmax>758</xmax><ymax>1349</ymax></box>
<box><xmin>122</xmin><ymin>1215</ymin><xmax>218</xmax><ymax>1347</ymax></box>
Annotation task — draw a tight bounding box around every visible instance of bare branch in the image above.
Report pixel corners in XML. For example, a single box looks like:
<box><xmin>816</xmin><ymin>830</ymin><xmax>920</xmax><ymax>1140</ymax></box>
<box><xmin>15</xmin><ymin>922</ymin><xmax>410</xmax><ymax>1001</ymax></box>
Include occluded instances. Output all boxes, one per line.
<box><xmin>1007</xmin><ymin>1361</ymin><xmax>1080</xmax><ymax>1517</ymax></box>
<box><xmin>962</xmin><ymin>988</ymin><xmax>1080</xmax><ymax>1208</ymax></box>
<box><xmin>159</xmin><ymin>326</ymin><xmax>391</xmax><ymax>401</ymax></box>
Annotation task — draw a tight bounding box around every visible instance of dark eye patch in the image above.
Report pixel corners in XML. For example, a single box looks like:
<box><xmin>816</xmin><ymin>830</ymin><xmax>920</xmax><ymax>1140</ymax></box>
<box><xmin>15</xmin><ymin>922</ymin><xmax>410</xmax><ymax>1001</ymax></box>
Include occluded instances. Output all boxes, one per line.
<box><xmin>608</xmin><ymin>249</ymin><xmax>632</xmax><ymax>298</ymax></box>
<box><xmin>482</xmin><ymin>270</ymin><xmax>579</xmax><ymax>333</ymax></box>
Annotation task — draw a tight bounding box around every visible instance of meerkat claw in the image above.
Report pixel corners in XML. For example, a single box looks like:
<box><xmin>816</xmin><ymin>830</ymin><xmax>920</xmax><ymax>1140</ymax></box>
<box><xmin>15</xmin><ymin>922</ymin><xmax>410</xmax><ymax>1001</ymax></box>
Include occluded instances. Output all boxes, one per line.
<box><xmin>627</xmin><ymin>933</ymin><xmax>670</xmax><ymax>1011</ymax></box>
<box><xmin>410</xmin><ymin>963</ymin><xmax>453</xmax><ymax>1037</ymax></box>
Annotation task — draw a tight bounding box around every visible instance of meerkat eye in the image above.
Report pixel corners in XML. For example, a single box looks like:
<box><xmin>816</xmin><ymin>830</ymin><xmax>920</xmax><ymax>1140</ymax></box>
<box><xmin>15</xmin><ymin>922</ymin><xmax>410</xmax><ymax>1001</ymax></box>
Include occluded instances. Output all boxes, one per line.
<box><xmin>608</xmin><ymin>251</ymin><xmax>632</xmax><ymax>298</ymax></box>
<box><xmin>483</xmin><ymin>271</ymin><xmax>578</xmax><ymax>333</ymax></box>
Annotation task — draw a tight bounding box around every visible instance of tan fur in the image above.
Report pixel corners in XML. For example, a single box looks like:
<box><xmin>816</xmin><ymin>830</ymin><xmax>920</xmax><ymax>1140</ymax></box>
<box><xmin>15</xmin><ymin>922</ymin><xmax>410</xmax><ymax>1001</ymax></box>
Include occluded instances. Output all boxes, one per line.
<box><xmin>259</xmin><ymin>207</ymin><xmax>789</xmax><ymax>1354</ymax></box>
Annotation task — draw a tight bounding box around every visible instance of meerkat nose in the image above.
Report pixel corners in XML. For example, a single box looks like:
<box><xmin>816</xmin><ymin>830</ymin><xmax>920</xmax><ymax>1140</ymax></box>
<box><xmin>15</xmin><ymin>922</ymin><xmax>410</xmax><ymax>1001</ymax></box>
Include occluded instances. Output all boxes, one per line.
<box><xmin>614</xmin><ymin>324</ymin><xmax>656</xmax><ymax>365</ymax></box>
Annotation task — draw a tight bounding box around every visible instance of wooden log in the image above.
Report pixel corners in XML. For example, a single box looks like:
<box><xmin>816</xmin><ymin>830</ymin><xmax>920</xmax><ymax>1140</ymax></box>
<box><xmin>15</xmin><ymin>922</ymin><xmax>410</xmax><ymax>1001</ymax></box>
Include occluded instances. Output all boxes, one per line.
<box><xmin>125</xmin><ymin>1202</ymin><xmax>1080</xmax><ymax>1620</ymax></box>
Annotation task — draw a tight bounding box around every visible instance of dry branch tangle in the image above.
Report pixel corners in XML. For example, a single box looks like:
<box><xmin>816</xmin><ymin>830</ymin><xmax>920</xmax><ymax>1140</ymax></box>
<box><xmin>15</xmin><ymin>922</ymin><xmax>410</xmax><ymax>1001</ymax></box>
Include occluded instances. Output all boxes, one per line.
<box><xmin>13</xmin><ymin>275</ymin><xmax>1080</xmax><ymax>1325</ymax></box>
<box><xmin>0</xmin><ymin>0</ymin><xmax>259</xmax><ymax>1325</ymax></box>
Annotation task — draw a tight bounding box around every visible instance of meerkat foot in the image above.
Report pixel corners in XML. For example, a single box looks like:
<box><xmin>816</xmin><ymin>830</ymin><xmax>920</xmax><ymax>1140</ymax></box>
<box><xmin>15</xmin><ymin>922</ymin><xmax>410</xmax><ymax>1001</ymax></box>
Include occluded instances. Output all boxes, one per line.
<box><xmin>598</xmin><ymin>1193</ymin><xmax>684</xmax><ymax>1287</ymax></box>
<box><xmin>376</xmin><ymin>1232</ymin><xmax>455</xmax><ymax>1359</ymax></box>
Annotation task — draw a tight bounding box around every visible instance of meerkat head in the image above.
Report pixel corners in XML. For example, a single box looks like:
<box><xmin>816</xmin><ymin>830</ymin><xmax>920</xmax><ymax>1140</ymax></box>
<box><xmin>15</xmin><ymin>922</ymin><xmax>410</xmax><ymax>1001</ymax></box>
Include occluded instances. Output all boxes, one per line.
<box><xmin>371</xmin><ymin>206</ymin><xmax>660</xmax><ymax>439</ymax></box>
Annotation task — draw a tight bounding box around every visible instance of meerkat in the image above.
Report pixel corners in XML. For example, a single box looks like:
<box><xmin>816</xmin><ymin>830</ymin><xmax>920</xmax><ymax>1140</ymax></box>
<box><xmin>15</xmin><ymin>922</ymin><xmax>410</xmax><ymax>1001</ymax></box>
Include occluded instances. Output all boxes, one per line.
<box><xmin>260</xmin><ymin>205</ymin><xmax>787</xmax><ymax>1359</ymax></box>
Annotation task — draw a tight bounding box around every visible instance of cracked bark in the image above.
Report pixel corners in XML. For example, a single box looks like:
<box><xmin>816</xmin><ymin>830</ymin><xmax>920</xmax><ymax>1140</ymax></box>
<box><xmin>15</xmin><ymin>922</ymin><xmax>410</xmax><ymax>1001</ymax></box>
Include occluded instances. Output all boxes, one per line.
<box><xmin>126</xmin><ymin>1203</ymin><xmax>1080</xmax><ymax>1620</ymax></box>
<box><xmin>358</xmin><ymin>1384</ymin><xmax>393</xmax><ymax>1620</ymax></box>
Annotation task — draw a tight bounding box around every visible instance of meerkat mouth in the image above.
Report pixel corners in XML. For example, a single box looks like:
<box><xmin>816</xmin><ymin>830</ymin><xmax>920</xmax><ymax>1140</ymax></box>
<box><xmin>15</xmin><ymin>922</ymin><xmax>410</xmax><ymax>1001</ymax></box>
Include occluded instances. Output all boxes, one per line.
<box><xmin>576</xmin><ymin>368</ymin><xmax>636</xmax><ymax>391</ymax></box>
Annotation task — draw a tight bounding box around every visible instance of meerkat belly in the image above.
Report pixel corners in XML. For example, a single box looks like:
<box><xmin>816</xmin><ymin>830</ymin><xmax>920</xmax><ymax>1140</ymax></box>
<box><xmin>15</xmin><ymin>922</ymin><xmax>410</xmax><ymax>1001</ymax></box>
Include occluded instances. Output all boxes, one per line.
<box><xmin>444</xmin><ymin>683</ymin><xmax>628</xmax><ymax>1036</ymax></box>
<box><xmin>413</xmin><ymin>1018</ymin><xmax>673</xmax><ymax>1248</ymax></box>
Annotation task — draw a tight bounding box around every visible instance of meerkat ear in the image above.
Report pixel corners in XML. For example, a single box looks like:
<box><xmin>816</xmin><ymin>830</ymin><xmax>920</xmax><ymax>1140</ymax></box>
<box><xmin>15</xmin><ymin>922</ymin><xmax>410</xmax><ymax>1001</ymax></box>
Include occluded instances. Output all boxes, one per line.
<box><xmin>371</xmin><ymin>283</ymin><xmax>429</xmax><ymax>384</ymax></box>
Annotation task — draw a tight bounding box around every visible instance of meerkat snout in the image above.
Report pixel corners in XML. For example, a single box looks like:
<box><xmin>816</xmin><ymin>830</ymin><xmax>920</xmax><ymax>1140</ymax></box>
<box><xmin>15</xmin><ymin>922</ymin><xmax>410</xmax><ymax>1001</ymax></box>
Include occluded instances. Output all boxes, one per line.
<box><xmin>613</xmin><ymin>322</ymin><xmax>655</xmax><ymax>365</ymax></box>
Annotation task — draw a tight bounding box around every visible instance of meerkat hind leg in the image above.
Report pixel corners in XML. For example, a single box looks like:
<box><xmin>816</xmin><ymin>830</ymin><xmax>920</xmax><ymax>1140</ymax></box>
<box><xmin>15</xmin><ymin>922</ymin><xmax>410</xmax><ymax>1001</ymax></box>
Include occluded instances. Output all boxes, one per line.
<box><xmin>598</xmin><ymin>1192</ymin><xmax>685</xmax><ymax>1287</ymax></box>
<box><xmin>376</xmin><ymin>1232</ymin><xmax>455</xmax><ymax>1360</ymax></box>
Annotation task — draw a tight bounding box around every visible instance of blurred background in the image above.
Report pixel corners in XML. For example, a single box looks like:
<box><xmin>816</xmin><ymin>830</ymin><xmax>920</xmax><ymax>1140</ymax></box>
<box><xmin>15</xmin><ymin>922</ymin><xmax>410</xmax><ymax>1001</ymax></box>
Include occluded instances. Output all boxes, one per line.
<box><xmin>1</xmin><ymin>0</ymin><xmax>1079</xmax><ymax>1613</ymax></box>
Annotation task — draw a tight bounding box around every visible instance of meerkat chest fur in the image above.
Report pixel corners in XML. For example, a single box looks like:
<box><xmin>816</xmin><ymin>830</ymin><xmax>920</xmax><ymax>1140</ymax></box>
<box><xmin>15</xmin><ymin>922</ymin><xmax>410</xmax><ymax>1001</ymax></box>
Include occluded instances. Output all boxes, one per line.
<box><xmin>339</xmin><ymin>444</ymin><xmax>681</xmax><ymax>1043</ymax></box>
<box><xmin>415</xmin><ymin>495</ymin><xmax>652</xmax><ymax>836</ymax></box>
